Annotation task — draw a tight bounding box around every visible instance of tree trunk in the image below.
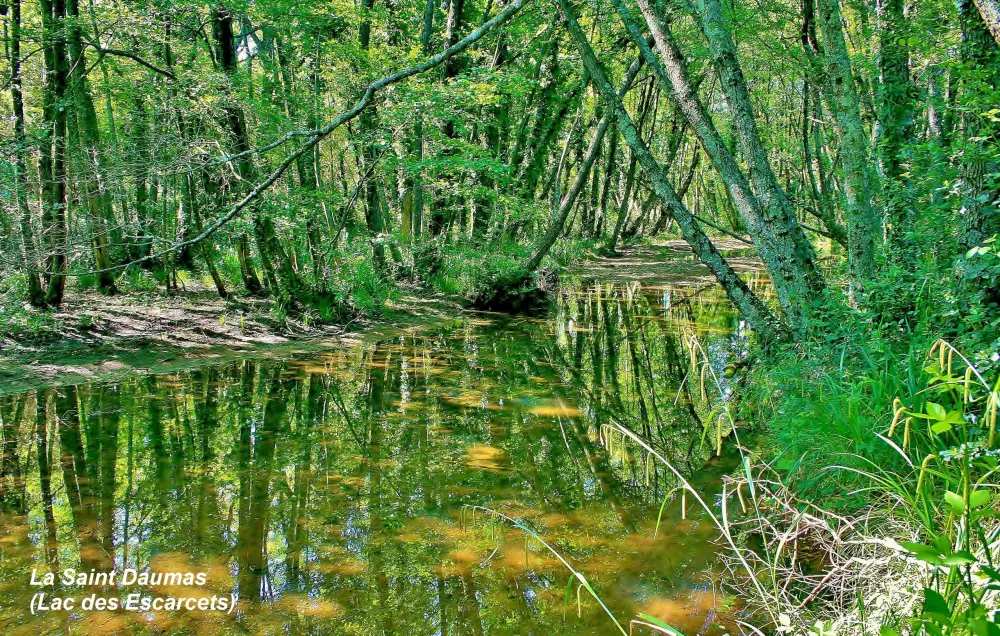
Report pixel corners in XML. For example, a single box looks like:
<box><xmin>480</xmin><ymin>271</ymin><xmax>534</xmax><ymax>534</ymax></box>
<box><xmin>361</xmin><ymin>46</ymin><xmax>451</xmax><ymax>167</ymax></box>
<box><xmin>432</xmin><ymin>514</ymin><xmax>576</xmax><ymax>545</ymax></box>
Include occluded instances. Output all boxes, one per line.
<box><xmin>67</xmin><ymin>0</ymin><xmax>118</xmax><ymax>294</ymax></box>
<box><xmin>958</xmin><ymin>0</ymin><xmax>1000</xmax><ymax>251</ymax></box>
<box><xmin>358</xmin><ymin>0</ymin><xmax>390</xmax><ymax>265</ymax></box>
<box><xmin>188</xmin><ymin>176</ymin><xmax>229</xmax><ymax>299</ymax></box>
<box><xmin>875</xmin><ymin>0</ymin><xmax>916</xmax><ymax>254</ymax></box>
<box><xmin>128</xmin><ymin>94</ymin><xmax>154</xmax><ymax>263</ymax></box>
<box><xmin>429</xmin><ymin>0</ymin><xmax>468</xmax><ymax>239</ymax></box>
<box><xmin>474</xmin><ymin>33</ymin><xmax>510</xmax><ymax>237</ymax></box>
<box><xmin>404</xmin><ymin>0</ymin><xmax>436</xmax><ymax>242</ymax></box>
<box><xmin>817</xmin><ymin>0</ymin><xmax>879</xmax><ymax>296</ymax></box>
<box><xmin>972</xmin><ymin>0</ymin><xmax>1000</xmax><ymax>45</ymax></box>
<box><xmin>9</xmin><ymin>0</ymin><xmax>46</xmax><ymax>306</ymax></box>
<box><xmin>606</xmin><ymin>152</ymin><xmax>638</xmax><ymax>254</ymax></box>
<box><xmin>40</xmin><ymin>0</ymin><xmax>70</xmax><ymax>306</ymax></box>
<box><xmin>213</xmin><ymin>4</ymin><xmax>266</xmax><ymax>295</ymax></box>
<box><xmin>596</xmin><ymin>127</ymin><xmax>619</xmax><ymax>239</ymax></box>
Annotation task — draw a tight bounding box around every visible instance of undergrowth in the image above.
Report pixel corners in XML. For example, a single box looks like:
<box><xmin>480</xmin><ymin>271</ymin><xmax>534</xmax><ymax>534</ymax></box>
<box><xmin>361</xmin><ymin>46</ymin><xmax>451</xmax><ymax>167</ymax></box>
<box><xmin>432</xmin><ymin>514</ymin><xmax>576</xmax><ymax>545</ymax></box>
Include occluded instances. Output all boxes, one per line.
<box><xmin>0</xmin><ymin>274</ymin><xmax>64</xmax><ymax>343</ymax></box>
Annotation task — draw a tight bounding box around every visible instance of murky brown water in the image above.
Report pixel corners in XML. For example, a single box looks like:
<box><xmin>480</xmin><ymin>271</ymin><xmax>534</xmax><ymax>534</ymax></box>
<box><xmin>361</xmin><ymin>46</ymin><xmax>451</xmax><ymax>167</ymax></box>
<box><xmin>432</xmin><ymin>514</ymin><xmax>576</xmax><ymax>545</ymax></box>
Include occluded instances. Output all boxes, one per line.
<box><xmin>0</xmin><ymin>271</ymin><xmax>762</xmax><ymax>635</ymax></box>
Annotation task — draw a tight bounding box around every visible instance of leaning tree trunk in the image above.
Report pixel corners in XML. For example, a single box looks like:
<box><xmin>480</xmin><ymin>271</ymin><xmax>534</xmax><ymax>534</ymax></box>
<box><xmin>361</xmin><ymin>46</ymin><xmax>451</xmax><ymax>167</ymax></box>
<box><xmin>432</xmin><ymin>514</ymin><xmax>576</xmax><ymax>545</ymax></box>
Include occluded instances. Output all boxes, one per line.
<box><xmin>972</xmin><ymin>0</ymin><xmax>1000</xmax><ymax>45</ymax></box>
<box><xmin>696</xmin><ymin>0</ymin><xmax>823</xmax><ymax>289</ymax></box>
<box><xmin>615</xmin><ymin>0</ymin><xmax>819</xmax><ymax>330</ymax></box>
<box><xmin>524</xmin><ymin>55</ymin><xmax>645</xmax><ymax>271</ymax></box>
<box><xmin>559</xmin><ymin>0</ymin><xmax>784</xmax><ymax>343</ymax></box>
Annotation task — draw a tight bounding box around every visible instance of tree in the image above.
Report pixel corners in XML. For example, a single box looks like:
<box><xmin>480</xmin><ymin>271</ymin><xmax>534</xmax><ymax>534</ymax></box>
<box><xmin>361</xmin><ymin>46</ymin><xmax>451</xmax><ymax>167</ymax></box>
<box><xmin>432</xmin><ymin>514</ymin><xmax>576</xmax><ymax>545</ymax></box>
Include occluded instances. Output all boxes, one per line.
<box><xmin>816</xmin><ymin>0</ymin><xmax>879</xmax><ymax>296</ymax></box>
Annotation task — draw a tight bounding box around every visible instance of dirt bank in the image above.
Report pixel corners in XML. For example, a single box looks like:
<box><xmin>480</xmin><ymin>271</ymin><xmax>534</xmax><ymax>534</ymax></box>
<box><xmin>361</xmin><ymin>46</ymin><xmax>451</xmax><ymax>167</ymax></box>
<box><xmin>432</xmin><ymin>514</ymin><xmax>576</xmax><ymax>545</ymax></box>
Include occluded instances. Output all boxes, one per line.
<box><xmin>0</xmin><ymin>284</ymin><xmax>464</xmax><ymax>395</ymax></box>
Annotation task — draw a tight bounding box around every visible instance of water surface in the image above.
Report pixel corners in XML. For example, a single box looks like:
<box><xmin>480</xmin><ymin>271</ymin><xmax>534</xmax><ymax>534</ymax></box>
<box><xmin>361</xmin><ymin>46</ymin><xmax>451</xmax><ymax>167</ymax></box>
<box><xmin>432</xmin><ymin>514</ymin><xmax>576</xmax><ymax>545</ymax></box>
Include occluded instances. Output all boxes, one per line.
<box><xmin>0</xmin><ymin>270</ymin><xmax>757</xmax><ymax>635</ymax></box>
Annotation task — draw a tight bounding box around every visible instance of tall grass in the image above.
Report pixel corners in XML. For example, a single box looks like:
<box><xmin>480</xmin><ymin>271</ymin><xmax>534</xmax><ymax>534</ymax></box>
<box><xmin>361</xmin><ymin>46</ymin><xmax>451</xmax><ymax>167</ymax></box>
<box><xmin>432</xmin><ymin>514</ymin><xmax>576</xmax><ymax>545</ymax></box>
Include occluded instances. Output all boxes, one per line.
<box><xmin>582</xmin><ymin>325</ymin><xmax>999</xmax><ymax>635</ymax></box>
<box><xmin>718</xmin><ymin>337</ymin><xmax>999</xmax><ymax>634</ymax></box>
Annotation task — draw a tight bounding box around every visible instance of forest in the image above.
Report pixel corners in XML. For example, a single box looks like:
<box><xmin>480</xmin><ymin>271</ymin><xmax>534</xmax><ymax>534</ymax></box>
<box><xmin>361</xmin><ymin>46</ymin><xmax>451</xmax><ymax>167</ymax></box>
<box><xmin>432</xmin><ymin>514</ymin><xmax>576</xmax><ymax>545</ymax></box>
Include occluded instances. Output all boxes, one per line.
<box><xmin>0</xmin><ymin>0</ymin><xmax>999</xmax><ymax>631</ymax></box>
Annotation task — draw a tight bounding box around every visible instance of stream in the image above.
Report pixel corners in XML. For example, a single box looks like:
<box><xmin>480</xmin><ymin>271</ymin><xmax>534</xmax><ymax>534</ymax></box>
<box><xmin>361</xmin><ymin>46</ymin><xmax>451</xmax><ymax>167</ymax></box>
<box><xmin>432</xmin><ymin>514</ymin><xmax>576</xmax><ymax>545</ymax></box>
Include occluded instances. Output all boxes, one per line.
<box><xmin>0</xmin><ymin>254</ymin><xmax>764</xmax><ymax>635</ymax></box>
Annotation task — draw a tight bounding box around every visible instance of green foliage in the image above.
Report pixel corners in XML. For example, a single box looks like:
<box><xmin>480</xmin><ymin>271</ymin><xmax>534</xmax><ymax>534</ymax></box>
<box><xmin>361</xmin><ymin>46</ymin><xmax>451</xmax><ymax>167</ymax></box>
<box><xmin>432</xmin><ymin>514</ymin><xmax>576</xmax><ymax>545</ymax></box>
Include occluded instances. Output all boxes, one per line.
<box><xmin>425</xmin><ymin>240</ymin><xmax>531</xmax><ymax>301</ymax></box>
<box><xmin>116</xmin><ymin>266</ymin><xmax>162</xmax><ymax>293</ymax></box>
<box><xmin>0</xmin><ymin>274</ymin><xmax>63</xmax><ymax>343</ymax></box>
<box><xmin>870</xmin><ymin>345</ymin><xmax>999</xmax><ymax>635</ymax></box>
<box><xmin>323</xmin><ymin>238</ymin><xmax>398</xmax><ymax>319</ymax></box>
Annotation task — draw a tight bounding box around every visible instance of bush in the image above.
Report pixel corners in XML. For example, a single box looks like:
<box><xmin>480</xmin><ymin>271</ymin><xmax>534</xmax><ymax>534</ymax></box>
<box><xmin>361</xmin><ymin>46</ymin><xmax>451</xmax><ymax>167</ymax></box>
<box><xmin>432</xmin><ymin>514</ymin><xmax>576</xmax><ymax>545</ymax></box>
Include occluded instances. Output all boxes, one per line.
<box><xmin>116</xmin><ymin>266</ymin><xmax>161</xmax><ymax>293</ymax></box>
<box><xmin>725</xmin><ymin>341</ymin><xmax>999</xmax><ymax>635</ymax></box>
<box><xmin>425</xmin><ymin>241</ymin><xmax>528</xmax><ymax>298</ymax></box>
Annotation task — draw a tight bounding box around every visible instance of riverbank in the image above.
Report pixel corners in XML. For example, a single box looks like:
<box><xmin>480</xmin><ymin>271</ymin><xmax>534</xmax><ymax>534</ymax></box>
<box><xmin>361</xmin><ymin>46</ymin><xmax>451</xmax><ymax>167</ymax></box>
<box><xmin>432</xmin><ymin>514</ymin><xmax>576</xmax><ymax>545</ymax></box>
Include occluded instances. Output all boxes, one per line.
<box><xmin>0</xmin><ymin>283</ymin><xmax>465</xmax><ymax>395</ymax></box>
<box><xmin>717</xmin><ymin>291</ymin><xmax>1000</xmax><ymax>634</ymax></box>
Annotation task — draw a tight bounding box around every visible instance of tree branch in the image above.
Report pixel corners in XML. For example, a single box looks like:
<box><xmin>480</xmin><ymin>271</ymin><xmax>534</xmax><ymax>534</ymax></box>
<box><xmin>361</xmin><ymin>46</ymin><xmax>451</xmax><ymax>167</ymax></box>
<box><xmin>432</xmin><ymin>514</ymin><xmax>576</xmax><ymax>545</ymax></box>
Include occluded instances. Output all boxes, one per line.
<box><xmin>87</xmin><ymin>45</ymin><xmax>178</xmax><ymax>79</ymax></box>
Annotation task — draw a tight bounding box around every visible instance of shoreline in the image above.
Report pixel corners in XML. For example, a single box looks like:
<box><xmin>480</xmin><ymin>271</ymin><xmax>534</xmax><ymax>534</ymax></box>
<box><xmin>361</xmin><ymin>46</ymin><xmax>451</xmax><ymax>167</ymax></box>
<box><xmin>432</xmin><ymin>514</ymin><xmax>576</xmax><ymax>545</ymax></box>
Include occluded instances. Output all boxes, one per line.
<box><xmin>0</xmin><ymin>284</ymin><xmax>465</xmax><ymax>396</ymax></box>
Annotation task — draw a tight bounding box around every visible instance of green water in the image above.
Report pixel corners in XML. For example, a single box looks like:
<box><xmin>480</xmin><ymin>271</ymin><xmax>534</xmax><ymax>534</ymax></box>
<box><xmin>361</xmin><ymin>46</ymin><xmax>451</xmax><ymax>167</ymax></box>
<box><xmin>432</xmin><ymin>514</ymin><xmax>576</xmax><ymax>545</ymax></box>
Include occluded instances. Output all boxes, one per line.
<box><xmin>0</xmin><ymin>274</ymin><xmax>757</xmax><ymax>635</ymax></box>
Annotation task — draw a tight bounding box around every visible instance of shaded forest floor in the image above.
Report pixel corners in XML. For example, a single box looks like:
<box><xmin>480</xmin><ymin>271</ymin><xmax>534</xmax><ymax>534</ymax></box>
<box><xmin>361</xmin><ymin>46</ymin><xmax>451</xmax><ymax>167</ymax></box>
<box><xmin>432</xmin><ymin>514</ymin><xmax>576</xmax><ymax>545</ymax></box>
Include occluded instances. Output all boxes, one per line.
<box><xmin>0</xmin><ymin>239</ymin><xmax>758</xmax><ymax>395</ymax></box>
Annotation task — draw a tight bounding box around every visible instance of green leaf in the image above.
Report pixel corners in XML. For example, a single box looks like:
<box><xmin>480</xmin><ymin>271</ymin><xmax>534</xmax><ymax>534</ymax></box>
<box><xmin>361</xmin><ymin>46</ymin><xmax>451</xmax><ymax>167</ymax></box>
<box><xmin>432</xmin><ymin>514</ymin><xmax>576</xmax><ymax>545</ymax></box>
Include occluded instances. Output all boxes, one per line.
<box><xmin>942</xmin><ymin>550</ymin><xmax>976</xmax><ymax>566</ymax></box>
<box><xmin>927</xmin><ymin>402</ymin><xmax>947</xmax><ymax>421</ymax></box>
<box><xmin>635</xmin><ymin>613</ymin><xmax>684</xmax><ymax>635</ymax></box>
<box><xmin>879</xmin><ymin>628</ymin><xmax>901</xmax><ymax>636</ymax></box>
<box><xmin>900</xmin><ymin>541</ymin><xmax>944</xmax><ymax>565</ymax></box>
<box><xmin>921</xmin><ymin>588</ymin><xmax>951</xmax><ymax>618</ymax></box>
<box><xmin>943</xmin><ymin>410</ymin><xmax>965</xmax><ymax>425</ymax></box>
<box><xmin>969</xmin><ymin>490</ymin><xmax>992</xmax><ymax>509</ymax></box>
<box><xmin>933</xmin><ymin>534</ymin><xmax>953</xmax><ymax>555</ymax></box>
<box><xmin>931</xmin><ymin>421</ymin><xmax>953</xmax><ymax>435</ymax></box>
<box><xmin>944</xmin><ymin>491</ymin><xmax>966</xmax><ymax>515</ymax></box>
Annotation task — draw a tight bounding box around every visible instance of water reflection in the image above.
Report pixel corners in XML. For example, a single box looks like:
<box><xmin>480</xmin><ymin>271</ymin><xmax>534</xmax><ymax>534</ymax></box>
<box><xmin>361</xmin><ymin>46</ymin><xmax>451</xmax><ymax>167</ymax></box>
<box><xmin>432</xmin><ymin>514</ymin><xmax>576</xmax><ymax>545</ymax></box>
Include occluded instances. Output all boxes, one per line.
<box><xmin>0</xmin><ymin>277</ymin><xmax>758</xmax><ymax>635</ymax></box>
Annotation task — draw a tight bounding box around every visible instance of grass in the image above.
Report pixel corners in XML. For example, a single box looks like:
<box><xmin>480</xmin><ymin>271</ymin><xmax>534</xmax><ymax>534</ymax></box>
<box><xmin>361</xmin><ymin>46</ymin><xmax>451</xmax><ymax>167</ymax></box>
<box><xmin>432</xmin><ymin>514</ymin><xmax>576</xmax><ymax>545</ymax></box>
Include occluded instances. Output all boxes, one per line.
<box><xmin>582</xmin><ymin>302</ymin><xmax>1000</xmax><ymax>635</ymax></box>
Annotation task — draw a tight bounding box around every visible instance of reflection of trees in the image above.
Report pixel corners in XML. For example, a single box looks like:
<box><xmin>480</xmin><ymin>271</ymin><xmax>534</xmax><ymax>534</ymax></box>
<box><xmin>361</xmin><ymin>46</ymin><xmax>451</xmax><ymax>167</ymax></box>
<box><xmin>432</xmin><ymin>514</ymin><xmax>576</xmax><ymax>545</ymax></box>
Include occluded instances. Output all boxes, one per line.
<box><xmin>1</xmin><ymin>278</ymin><xmax>740</xmax><ymax>633</ymax></box>
<box><xmin>0</xmin><ymin>395</ymin><xmax>26</xmax><ymax>513</ymax></box>
<box><xmin>36</xmin><ymin>391</ymin><xmax>59</xmax><ymax>576</ymax></box>
<box><xmin>237</xmin><ymin>366</ymin><xmax>286</xmax><ymax>603</ymax></box>
<box><xmin>194</xmin><ymin>368</ymin><xmax>223</xmax><ymax>555</ymax></box>
<box><xmin>549</xmin><ymin>280</ymin><xmax>739</xmax><ymax>494</ymax></box>
<box><xmin>56</xmin><ymin>386</ymin><xmax>110</xmax><ymax>572</ymax></box>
